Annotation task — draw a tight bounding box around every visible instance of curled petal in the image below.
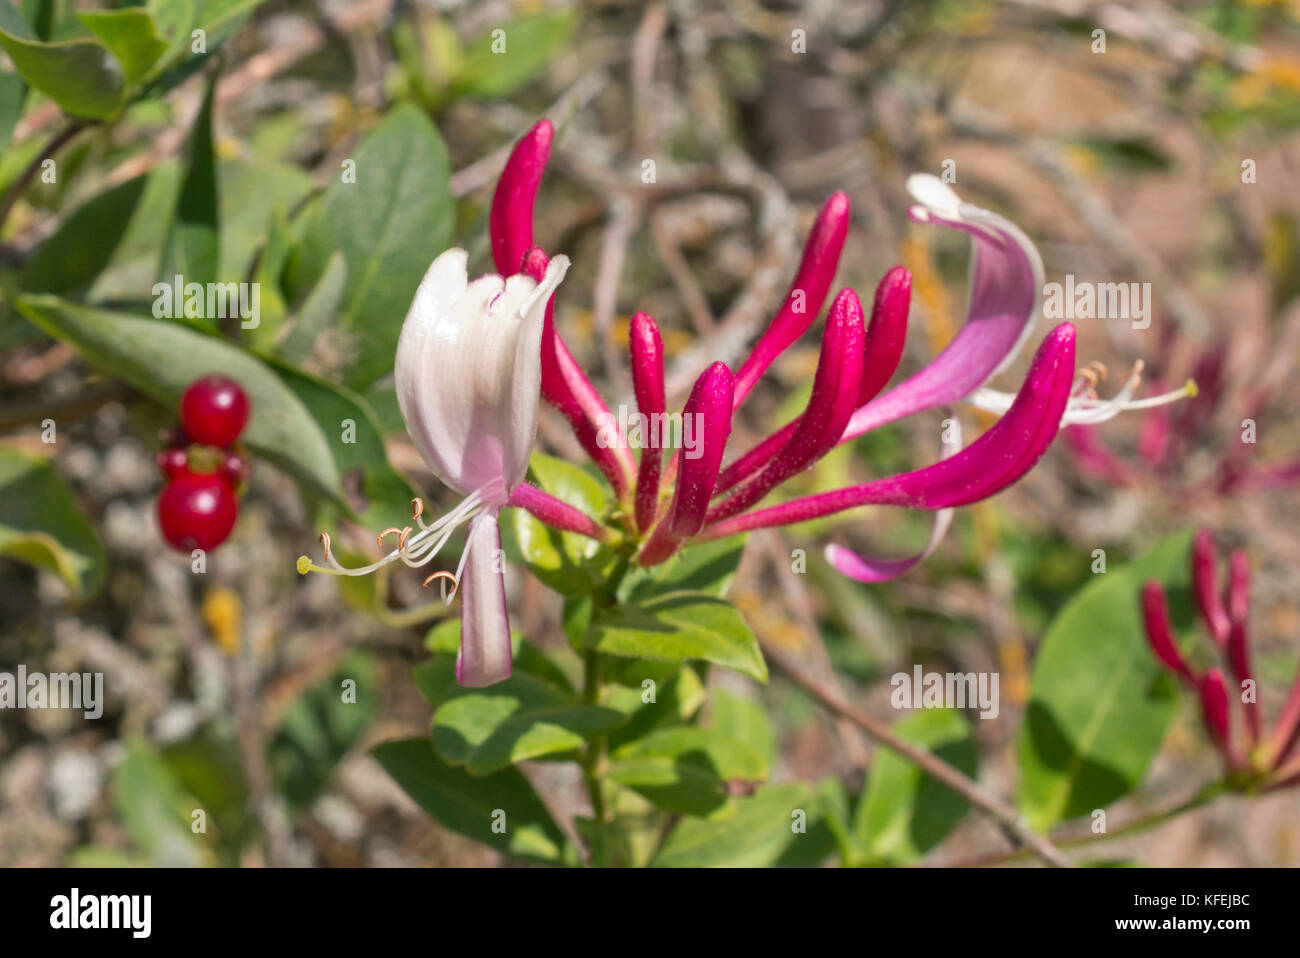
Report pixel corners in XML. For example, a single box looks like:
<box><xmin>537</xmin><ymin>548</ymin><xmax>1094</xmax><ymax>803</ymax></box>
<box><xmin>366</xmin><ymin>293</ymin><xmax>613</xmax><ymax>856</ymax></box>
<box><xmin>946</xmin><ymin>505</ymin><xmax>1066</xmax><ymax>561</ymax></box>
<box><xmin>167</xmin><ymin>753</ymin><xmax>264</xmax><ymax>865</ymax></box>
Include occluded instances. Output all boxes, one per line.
<box><xmin>708</xmin><ymin>289</ymin><xmax>865</xmax><ymax>524</ymax></box>
<box><xmin>841</xmin><ymin>175</ymin><xmax>1043</xmax><ymax>443</ymax></box>
<box><xmin>824</xmin><ymin>418</ymin><xmax>960</xmax><ymax>583</ymax></box>
<box><xmin>639</xmin><ymin>362</ymin><xmax>734</xmax><ymax>564</ymax></box>
<box><xmin>702</xmin><ymin>324</ymin><xmax>1076</xmax><ymax>540</ymax></box>
<box><xmin>1141</xmin><ymin>581</ymin><xmax>1194</xmax><ymax>683</ymax></box>
<box><xmin>522</xmin><ymin>247</ymin><xmax>637</xmax><ymax>496</ymax></box>
<box><xmin>395</xmin><ymin>249</ymin><xmax>568</xmax><ymax>500</ymax></box>
<box><xmin>456</xmin><ymin>511</ymin><xmax>513</xmax><ymax>687</ymax></box>
<box><xmin>1192</xmin><ymin>529</ymin><xmax>1230</xmax><ymax>647</ymax></box>
<box><xmin>630</xmin><ymin>311</ymin><xmax>666</xmax><ymax>531</ymax></box>
<box><xmin>491</xmin><ymin>119</ymin><xmax>552</xmax><ymax>276</ymax></box>
<box><xmin>733</xmin><ymin>192</ymin><xmax>849</xmax><ymax>407</ymax></box>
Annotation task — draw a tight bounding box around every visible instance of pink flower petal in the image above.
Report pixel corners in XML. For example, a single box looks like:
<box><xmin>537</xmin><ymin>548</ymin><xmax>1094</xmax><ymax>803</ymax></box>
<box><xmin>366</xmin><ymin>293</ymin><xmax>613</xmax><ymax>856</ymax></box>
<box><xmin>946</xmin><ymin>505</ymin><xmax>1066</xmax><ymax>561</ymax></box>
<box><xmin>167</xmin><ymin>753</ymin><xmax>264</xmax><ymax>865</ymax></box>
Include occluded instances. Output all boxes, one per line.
<box><xmin>841</xmin><ymin>177</ymin><xmax>1043</xmax><ymax>443</ymax></box>
<box><xmin>456</xmin><ymin>511</ymin><xmax>513</xmax><ymax>687</ymax></box>
<box><xmin>700</xmin><ymin>323</ymin><xmax>1076</xmax><ymax>539</ymax></box>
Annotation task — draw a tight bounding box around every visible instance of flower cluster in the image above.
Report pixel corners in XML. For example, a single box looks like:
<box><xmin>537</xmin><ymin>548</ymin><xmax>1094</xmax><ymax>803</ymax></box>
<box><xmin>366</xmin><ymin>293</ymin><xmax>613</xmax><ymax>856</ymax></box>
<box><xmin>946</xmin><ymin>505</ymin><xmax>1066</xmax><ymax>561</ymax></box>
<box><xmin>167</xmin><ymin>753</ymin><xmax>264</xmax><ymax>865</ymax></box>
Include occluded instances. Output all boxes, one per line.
<box><xmin>1143</xmin><ymin>529</ymin><xmax>1300</xmax><ymax>788</ymax></box>
<box><xmin>301</xmin><ymin>118</ymin><xmax>1186</xmax><ymax>687</ymax></box>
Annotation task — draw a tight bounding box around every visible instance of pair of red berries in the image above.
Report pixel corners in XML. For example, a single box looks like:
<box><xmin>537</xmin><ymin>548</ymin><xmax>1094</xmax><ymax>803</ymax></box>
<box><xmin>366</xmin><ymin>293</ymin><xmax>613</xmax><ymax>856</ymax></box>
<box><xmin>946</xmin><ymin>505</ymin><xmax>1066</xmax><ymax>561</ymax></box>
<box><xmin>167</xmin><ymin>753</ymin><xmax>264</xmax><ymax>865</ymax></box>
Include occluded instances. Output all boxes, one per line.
<box><xmin>156</xmin><ymin>375</ymin><xmax>251</xmax><ymax>552</ymax></box>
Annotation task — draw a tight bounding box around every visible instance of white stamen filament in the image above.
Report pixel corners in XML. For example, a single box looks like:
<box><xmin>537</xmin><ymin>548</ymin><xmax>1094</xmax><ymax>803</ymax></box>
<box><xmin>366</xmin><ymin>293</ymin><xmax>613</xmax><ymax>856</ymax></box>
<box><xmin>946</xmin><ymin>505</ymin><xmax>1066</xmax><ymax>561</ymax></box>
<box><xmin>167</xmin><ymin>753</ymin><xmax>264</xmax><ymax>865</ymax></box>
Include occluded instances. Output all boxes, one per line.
<box><xmin>297</xmin><ymin>490</ymin><xmax>484</xmax><ymax>579</ymax></box>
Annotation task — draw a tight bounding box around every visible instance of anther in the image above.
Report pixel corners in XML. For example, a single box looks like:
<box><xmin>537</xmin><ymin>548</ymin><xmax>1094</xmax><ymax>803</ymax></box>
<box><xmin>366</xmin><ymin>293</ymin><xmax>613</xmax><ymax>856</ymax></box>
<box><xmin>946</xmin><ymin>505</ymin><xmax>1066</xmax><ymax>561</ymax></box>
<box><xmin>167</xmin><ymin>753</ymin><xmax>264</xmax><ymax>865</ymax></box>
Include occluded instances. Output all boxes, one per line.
<box><xmin>376</xmin><ymin>526</ymin><xmax>403</xmax><ymax>549</ymax></box>
<box><xmin>319</xmin><ymin>532</ymin><xmax>332</xmax><ymax>562</ymax></box>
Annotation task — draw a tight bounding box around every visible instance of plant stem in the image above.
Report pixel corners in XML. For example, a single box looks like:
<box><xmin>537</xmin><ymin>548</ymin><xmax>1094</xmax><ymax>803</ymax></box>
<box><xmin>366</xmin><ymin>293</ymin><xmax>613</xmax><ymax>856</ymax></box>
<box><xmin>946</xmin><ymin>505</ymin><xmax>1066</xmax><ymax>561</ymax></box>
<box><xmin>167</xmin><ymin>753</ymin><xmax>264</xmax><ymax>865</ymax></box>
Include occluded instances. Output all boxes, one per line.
<box><xmin>0</xmin><ymin>122</ymin><xmax>88</xmax><ymax>233</ymax></box>
<box><xmin>947</xmin><ymin>783</ymin><xmax>1228</xmax><ymax>868</ymax></box>
<box><xmin>764</xmin><ymin>641</ymin><xmax>1074</xmax><ymax>868</ymax></box>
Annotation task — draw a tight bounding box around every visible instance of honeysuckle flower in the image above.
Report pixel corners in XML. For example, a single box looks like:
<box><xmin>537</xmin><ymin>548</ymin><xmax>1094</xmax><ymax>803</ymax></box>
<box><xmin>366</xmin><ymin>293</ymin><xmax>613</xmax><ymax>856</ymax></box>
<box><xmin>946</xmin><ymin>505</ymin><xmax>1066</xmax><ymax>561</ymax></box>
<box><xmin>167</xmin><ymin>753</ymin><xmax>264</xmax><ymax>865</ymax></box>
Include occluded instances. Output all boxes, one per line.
<box><xmin>299</xmin><ymin>248</ymin><xmax>573</xmax><ymax>687</ymax></box>
<box><xmin>488</xmin><ymin>119</ymin><xmax>1170</xmax><ymax>581</ymax></box>
<box><xmin>1143</xmin><ymin>530</ymin><xmax>1300</xmax><ymax>787</ymax></box>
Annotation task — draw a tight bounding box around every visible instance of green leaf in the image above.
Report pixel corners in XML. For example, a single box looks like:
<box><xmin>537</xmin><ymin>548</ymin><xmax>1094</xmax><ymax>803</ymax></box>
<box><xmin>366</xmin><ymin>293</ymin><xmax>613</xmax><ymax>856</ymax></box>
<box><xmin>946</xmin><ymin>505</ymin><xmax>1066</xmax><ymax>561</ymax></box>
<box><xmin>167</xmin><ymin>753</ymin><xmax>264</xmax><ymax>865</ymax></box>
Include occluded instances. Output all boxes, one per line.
<box><xmin>17</xmin><ymin>296</ymin><xmax>347</xmax><ymax>509</ymax></box>
<box><xmin>266</xmin><ymin>358</ymin><xmax>417</xmax><ymax>530</ymax></box>
<box><xmin>275</xmin><ymin>251</ymin><xmax>345</xmax><ymax>365</ymax></box>
<box><xmin>453</xmin><ymin>10</ymin><xmax>577</xmax><ymax>100</ymax></box>
<box><xmin>0</xmin><ymin>447</ymin><xmax>106</xmax><ymax>596</ymax></box>
<box><xmin>160</xmin><ymin>67</ymin><xmax>219</xmax><ymax>297</ymax></box>
<box><xmin>431</xmin><ymin>671</ymin><xmax>624</xmax><ymax>776</ymax></box>
<box><xmin>0</xmin><ymin>2</ymin><xmax>125</xmax><ymax>119</ymax></box>
<box><xmin>372</xmin><ymin>737</ymin><xmax>567</xmax><ymax>864</ymax></box>
<box><xmin>618</xmin><ymin>536</ymin><xmax>747</xmax><ymax>602</ymax></box>
<box><xmin>284</xmin><ymin>104</ymin><xmax>454</xmax><ymax>389</ymax></box>
<box><xmin>608</xmin><ymin>726</ymin><xmax>767</xmax><ymax>815</ymax></box>
<box><xmin>613</xmin><ymin>726</ymin><xmax>768</xmax><ymax>781</ymax></box>
<box><xmin>1017</xmin><ymin>529</ymin><xmax>1194</xmax><ymax>833</ymax></box>
<box><xmin>778</xmin><ymin>776</ymin><xmax>853</xmax><ymax>866</ymax></box>
<box><xmin>651</xmin><ymin>782</ymin><xmax>810</xmax><ymax>867</ymax></box>
<box><xmin>709</xmin><ymin>687</ymin><xmax>776</xmax><ymax>771</ymax></box>
<box><xmin>605</xmin><ymin>665</ymin><xmax>705</xmax><ymax>751</ymax></box>
<box><xmin>77</xmin><ymin>9</ymin><xmax>167</xmax><ymax>86</ymax></box>
<box><xmin>270</xmin><ymin>651</ymin><xmax>377</xmax><ymax>808</ymax></box>
<box><xmin>852</xmin><ymin>708</ymin><xmax>977</xmax><ymax>865</ymax></box>
<box><xmin>0</xmin><ymin>67</ymin><xmax>27</xmax><ymax>153</ymax></box>
<box><xmin>113</xmin><ymin>739</ymin><xmax>207</xmax><ymax>866</ymax></box>
<box><xmin>585</xmin><ymin>590</ymin><xmax>768</xmax><ymax>683</ymax></box>
<box><xmin>501</xmin><ymin>453</ymin><xmax>616</xmax><ymax>597</ymax></box>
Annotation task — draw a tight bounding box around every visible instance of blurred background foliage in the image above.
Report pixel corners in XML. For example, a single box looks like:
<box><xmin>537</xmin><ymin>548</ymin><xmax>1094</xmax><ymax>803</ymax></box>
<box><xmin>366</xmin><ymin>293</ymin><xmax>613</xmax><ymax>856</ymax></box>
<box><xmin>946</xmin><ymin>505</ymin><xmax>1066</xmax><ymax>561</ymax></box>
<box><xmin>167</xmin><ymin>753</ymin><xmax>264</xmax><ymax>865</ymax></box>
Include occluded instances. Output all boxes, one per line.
<box><xmin>1</xmin><ymin>0</ymin><xmax>1298</xmax><ymax>866</ymax></box>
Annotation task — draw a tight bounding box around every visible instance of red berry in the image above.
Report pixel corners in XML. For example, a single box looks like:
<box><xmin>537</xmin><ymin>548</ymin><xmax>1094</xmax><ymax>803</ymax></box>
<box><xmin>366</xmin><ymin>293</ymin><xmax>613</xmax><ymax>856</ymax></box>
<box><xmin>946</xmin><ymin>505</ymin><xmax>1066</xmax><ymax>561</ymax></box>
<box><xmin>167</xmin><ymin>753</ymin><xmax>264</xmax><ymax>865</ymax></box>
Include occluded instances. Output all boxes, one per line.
<box><xmin>180</xmin><ymin>375</ymin><xmax>249</xmax><ymax>447</ymax></box>
<box><xmin>158</xmin><ymin>473</ymin><xmax>238</xmax><ymax>551</ymax></box>
<box><xmin>155</xmin><ymin>447</ymin><xmax>190</xmax><ymax>479</ymax></box>
<box><xmin>219</xmin><ymin>452</ymin><xmax>250</xmax><ymax>487</ymax></box>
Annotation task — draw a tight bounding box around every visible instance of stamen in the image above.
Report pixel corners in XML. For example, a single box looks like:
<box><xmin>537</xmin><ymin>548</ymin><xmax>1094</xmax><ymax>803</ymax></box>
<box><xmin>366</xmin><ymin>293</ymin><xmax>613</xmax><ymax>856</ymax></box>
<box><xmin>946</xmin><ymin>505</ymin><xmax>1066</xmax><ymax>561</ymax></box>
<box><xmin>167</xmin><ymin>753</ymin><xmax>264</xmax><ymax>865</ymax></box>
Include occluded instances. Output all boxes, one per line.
<box><xmin>295</xmin><ymin>490</ymin><xmax>485</xmax><ymax>580</ymax></box>
<box><xmin>422</xmin><ymin>570</ymin><xmax>458</xmax><ymax>603</ymax></box>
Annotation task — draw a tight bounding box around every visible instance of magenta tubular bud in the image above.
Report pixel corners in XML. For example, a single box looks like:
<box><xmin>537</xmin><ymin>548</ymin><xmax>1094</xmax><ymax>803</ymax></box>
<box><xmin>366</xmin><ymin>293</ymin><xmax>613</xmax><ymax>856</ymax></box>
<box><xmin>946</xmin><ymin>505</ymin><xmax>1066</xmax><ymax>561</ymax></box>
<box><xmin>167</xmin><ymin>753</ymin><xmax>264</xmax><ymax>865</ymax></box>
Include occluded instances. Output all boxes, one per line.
<box><xmin>700</xmin><ymin>323</ymin><xmax>1076</xmax><ymax>540</ymax></box>
<box><xmin>1141</xmin><ymin>581</ymin><xmax>1194</xmax><ymax>683</ymax></box>
<box><xmin>638</xmin><ymin>363</ymin><xmax>734</xmax><ymax>564</ymax></box>
<box><xmin>1227</xmin><ymin>549</ymin><xmax>1250</xmax><ymax>629</ymax></box>
<box><xmin>858</xmin><ymin>266</ymin><xmax>911</xmax><ymax>406</ymax></box>
<box><xmin>732</xmin><ymin>192</ymin><xmax>849</xmax><ymax>407</ymax></box>
<box><xmin>507</xmin><ymin>483</ymin><xmax>610</xmax><ymax>542</ymax></box>
<box><xmin>1226</xmin><ymin>619</ymin><xmax>1260</xmax><ymax>745</ymax></box>
<box><xmin>714</xmin><ymin>268</ymin><xmax>909</xmax><ymax>497</ymax></box>
<box><xmin>707</xmin><ymin>289</ymin><xmax>866</xmax><ymax>525</ymax></box>
<box><xmin>1198</xmin><ymin>668</ymin><xmax>1236</xmax><ymax>765</ymax></box>
<box><xmin>630</xmin><ymin>312</ymin><xmax>666</xmax><ymax>531</ymax></box>
<box><xmin>491</xmin><ymin>120</ymin><xmax>553</xmax><ymax>276</ymax></box>
<box><xmin>522</xmin><ymin>247</ymin><xmax>636</xmax><ymax>497</ymax></box>
<box><xmin>1192</xmin><ymin>528</ymin><xmax>1230</xmax><ymax>647</ymax></box>
<box><xmin>1269</xmin><ymin>671</ymin><xmax>1300</xmax><ymax>770</ymax></box>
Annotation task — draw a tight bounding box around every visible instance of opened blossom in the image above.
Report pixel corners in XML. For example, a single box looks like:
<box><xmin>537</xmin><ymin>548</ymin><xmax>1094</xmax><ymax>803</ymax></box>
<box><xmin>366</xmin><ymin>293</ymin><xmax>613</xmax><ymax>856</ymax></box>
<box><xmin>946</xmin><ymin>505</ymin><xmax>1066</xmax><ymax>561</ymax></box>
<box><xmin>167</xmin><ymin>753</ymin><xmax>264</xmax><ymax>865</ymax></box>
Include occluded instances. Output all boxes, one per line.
<box><xmin>298</xmin><ymin>248</ymin><xmax>584</xmax><ymax>687</ymax></box>
<box><xmin>301</xmin><ymin>118</ymin><xmax>1186</xmax><ymax>687</ymax></box>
